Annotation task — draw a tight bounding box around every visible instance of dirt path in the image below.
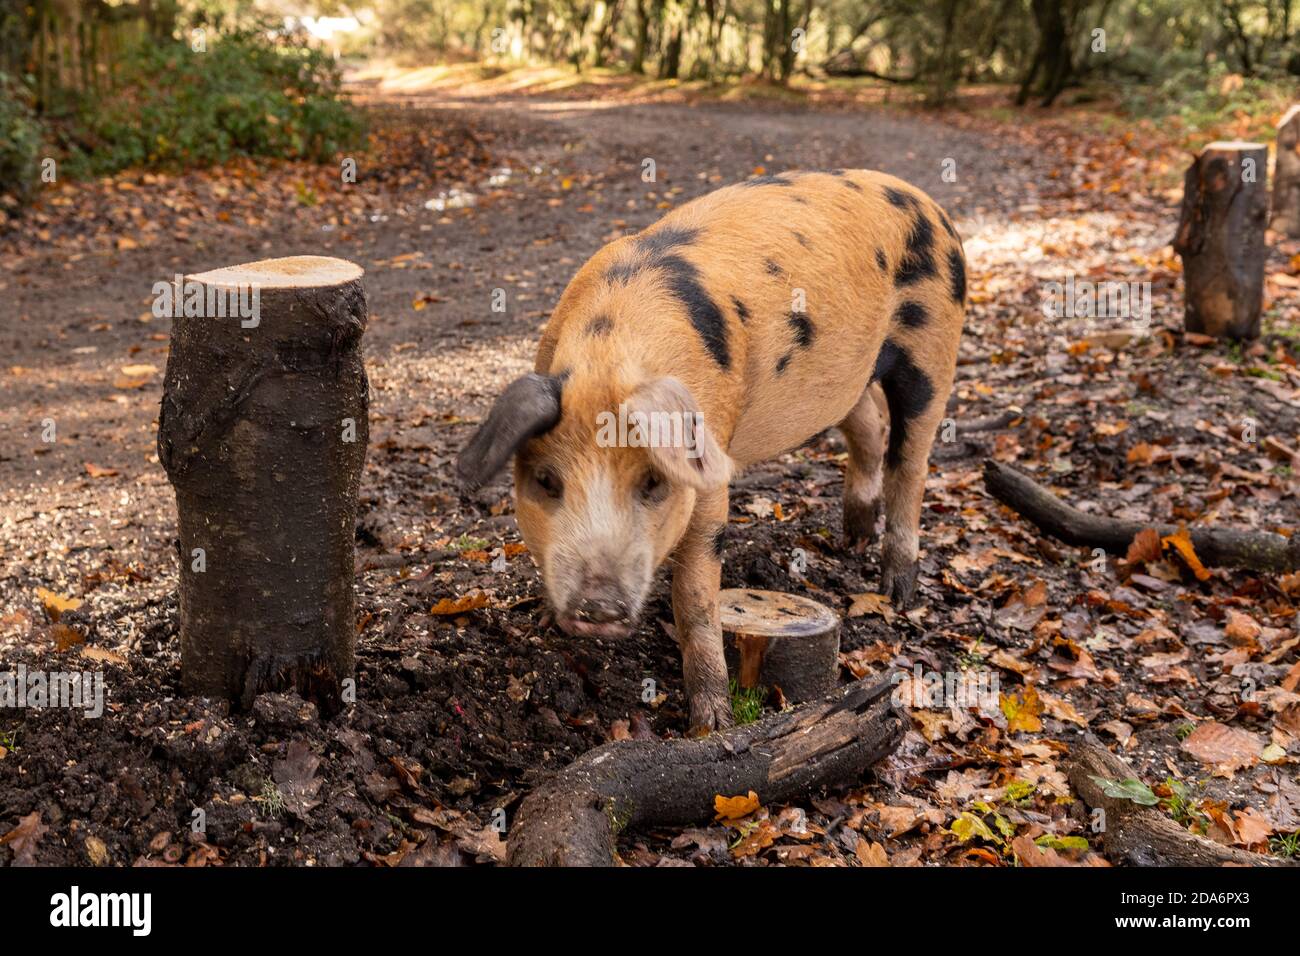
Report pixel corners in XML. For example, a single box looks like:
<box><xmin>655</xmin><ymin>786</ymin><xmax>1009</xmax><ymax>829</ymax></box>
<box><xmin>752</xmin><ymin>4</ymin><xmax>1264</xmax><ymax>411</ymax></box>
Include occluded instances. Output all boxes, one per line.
<box><xmin>2</xmin><ymin>90</ymin><xmax>1298</xmax><ymax>867</ymax></box>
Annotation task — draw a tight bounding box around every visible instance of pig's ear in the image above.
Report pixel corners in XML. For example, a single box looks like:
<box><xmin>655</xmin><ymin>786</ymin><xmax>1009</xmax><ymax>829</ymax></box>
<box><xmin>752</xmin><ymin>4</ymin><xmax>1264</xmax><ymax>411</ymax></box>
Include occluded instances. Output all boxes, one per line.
<box><xmin>628</xmin><ymin>377</ymin><xmax>732</xmax><ymax>490</ymax></box>
<box><xmin>457</xmin><ymin>373</ymin><xmax>563</xmax><ymax>491</ymax></box>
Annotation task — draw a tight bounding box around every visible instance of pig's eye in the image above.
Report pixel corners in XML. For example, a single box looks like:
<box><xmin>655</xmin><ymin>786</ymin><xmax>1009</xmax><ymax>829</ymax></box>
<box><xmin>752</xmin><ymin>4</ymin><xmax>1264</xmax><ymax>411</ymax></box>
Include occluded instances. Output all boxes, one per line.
<box><xmin>534</xmin><ymin>467</ymin><xmax>563</xmax><ymax>499</ymax></box>
<box><xmin>639</xmin><ymin>469</ymin><xmax>667</xmax><ymax>503</ymax></box>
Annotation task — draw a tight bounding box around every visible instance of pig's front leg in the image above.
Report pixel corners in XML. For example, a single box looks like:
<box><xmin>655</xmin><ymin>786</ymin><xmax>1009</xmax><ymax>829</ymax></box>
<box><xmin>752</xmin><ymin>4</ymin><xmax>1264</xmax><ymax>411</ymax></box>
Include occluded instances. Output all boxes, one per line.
<box><xmin>671</xmin><ymin>487</ymin><xmax>733</xmax><ymax>736</ymax></box>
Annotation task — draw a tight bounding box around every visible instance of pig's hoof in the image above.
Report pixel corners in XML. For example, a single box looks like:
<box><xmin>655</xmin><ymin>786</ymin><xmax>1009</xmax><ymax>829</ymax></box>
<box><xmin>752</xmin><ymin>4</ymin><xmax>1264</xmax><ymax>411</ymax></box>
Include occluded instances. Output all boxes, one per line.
<box><xmin>843</xmin><ymin>497</ymin><xmax>881</xmax><ymax>552</ymax></box>
<box><xmin>881</xmin><ymin>553</ymin><xmax>919</xmax><ymax>608</ymax></box>
<box><xmin>687</xmin><ymin>692</ymin><xmax>734</xmax><ymax>737</ymax></box>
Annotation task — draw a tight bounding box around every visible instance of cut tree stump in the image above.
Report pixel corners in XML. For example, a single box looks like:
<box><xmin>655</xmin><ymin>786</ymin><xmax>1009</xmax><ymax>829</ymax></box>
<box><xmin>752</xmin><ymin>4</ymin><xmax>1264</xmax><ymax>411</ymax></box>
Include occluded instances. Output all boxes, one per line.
<box><xmin>158</xmin><ymin>257</ymin><xmax>369</xmax><ymax>714</ymax></box>
<box><xmin>506</xmin><ymin>678</ymin><xmax>904</xmax><ymax>866</ymax></box>
<box><xmin>1066</xmin><ymin>738</ymin><xmax>1290</xmax><ymax>866</ymax></box>
<box><xmin>719</xmin><ymin>589</ymin><xmax>840</xmax><ymax>704</ymax></box>
<box><xmin>1271</xmin><ymin>106</ymin><xmax>1300</xmax><ymax>237</ymax></box>
<box><xmin>1173</xmin><ymin>140</ymin><xmax>1269</xmax><ymax>340</ymax></box>
<box><xmin>984</xmin><ymin>460</ymin><xmax>1300</xmax><ymax>573</ymax></box>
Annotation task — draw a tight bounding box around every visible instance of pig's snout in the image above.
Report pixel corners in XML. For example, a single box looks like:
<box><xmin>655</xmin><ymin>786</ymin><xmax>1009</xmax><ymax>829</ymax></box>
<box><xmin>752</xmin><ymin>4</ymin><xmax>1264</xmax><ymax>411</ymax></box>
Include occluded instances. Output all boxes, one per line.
<box><xmin>558</xmin><ymin>577</ymin><xmax>634</xmax><ymax>638</ymax></box>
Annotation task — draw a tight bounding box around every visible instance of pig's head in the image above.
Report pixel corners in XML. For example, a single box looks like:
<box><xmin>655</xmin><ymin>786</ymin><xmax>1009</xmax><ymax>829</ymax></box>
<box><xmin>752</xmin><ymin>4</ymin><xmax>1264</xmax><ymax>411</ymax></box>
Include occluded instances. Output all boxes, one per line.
<box><xmin>457</xmin><ymin>371</ymin><xmax>731</xmax><ymax>638</ymax></box>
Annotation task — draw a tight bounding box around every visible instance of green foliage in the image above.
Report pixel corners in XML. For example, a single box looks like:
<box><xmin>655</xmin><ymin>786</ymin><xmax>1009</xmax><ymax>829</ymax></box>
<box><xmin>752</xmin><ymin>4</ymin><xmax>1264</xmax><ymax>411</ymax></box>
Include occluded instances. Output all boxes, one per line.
<box><xmin>79</xmin><ymin>27</ymin><xmax>363</xmax><ymax>174</ymax></box>
<box><xmin>0</xmin><ymin>71</ymin><xmax>45</xmax><ymax>208</ymax></box>
<box><xmin>728</xmin><ymin>679</ymin><xmax>767</xmax><ymax>726</ymax></box>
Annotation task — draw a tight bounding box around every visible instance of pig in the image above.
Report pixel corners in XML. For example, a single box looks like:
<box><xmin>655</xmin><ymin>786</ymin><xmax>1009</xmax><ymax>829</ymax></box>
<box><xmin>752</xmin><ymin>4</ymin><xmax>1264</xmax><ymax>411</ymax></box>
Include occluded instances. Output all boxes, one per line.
<box><xmin>458</xmin><ymin>169</ymin><xmax>966</xmax><ymax>734</ymax></box>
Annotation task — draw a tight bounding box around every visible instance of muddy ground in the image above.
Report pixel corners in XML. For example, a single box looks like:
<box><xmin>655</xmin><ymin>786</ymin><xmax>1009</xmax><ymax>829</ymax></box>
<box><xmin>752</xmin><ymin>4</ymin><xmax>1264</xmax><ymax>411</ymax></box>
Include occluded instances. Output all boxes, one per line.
<box><xmin>2</xmin><ymin>82</ymin><xmax>1299</xmax><ymax>867</ymax></box>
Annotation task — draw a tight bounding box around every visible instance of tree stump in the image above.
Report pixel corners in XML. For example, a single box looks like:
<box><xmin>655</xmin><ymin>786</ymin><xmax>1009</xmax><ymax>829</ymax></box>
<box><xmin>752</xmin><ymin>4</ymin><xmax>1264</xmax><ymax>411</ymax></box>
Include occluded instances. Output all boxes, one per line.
<box><xmin>719</xmin><ymin>589</ymin><xmax>840</xmax><ymax>704</ymax></box>
<box><xmin>158</xmin><ymin>257</ymin><xmax>369</xmax><ymax>714</ymax></box>
<box><xmin>1173</xmin><ymin>140</ymin><xmax>1269</xmax><ymax>340</ymax></box>
<box><xmin>1271</xmin><ymin>106</ymin><xmax>1300</xmax><ymax>237</ymax></box>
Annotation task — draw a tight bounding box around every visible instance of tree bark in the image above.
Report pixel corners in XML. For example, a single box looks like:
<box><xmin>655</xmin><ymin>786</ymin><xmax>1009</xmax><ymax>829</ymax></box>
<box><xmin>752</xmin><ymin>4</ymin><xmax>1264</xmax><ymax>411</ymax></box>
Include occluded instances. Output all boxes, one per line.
<box><xmin>719</xmin><ymin>588</ymin><xmax>840</xmax><ymax>704</ymax></box>
<box><xmin>507</xmin><ymin>678</ymin><xmax>904</xmax><ymax>866</ymax></box>
<box><xmin>1173</xmin><ymin>140</ymin><xmax>1269</xmax><ymax>340</ymax></box>
<box><xmin>1066</xmin><ymin>739</ymin><xmax>1290</xmax><ymax>866</ymax></box>
<box><xmin>1272</xmin><ymin>105</ymin><xmax>1300</xmax><ymax>236</ymax></box>
<box><xmin>983</xmin><ymin>460</ymin><xmax>1300</xmax><ymax>573</ymax></box>
<box><xmin>158</xmin><ymin>257</ymin><xmax>369</xmax><ymax>715</ymax></box>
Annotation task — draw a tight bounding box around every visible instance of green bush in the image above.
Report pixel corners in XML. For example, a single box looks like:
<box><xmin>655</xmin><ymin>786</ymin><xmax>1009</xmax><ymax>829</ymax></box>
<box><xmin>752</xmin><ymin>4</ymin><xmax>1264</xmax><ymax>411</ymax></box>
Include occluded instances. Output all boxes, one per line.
<box><xmin>0</xmin><ymin>71</ymin><xmax>45</xmax><ymax>210</ymax></box>
<box><xmin>82</xmin><ymin>28</ymin><xmax>364</xmax><ymax>174</ymax></box>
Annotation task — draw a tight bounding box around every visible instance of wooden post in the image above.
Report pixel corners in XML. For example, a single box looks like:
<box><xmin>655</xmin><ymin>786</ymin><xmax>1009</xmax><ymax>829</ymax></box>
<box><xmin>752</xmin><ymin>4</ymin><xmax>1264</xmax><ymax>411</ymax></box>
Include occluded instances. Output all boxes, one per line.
<box><xmin>158</xmin><ymin>257</ymin><xmax>369</xmax><ymax>714</ymax></box>
<box><xmin>719</xmin><ymin>589</ymin><xmax>841</xmax><ymax>704</ymax></box>
<box><xmin>1272</xmin><ymin>106</ymin><xmax>1300</xmax><ymax>237</ymax></box>
<box><xmin>1172</xmin><ymin>140</ymin><xmax>1269</xmax><ymax>340</ymax></box>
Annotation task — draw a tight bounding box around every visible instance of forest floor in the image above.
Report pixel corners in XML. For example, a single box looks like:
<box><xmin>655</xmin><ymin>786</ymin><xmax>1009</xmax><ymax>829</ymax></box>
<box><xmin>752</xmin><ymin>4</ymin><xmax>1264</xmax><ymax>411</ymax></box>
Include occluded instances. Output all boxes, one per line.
<box><xmin>2</xmin><ymin>75</ymin><xmax>1299</xmax><ymax>867</ymax></box>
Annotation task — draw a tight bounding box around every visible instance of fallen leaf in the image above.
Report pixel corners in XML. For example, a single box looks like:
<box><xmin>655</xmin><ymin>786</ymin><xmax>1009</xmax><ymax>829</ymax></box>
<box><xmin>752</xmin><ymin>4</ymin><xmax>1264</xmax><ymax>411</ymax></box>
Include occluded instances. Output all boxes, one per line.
<box><xmin>0</xmin><ymin>811</ymin><xmax>48</xmax><ymax>865</ymax></box>
<box><xmin>1161</xmin><ymin>527</ymin><xmax>1211</xmax><ymax>581</ymax></box>
<box><xmin>1001</xmin><ymin>686</ymin><xmax>1044</xmax><ymax>733</ymax></box>
<box><xmin>1181</xmin><ymin>721</ymin><xmax>1263</xmax><ymax>774</ymax></box>
<box><xmin>36</xmin><ymin>587</ymin><xmax>81</xmax><ymax>622</ymax></box>
<box><xmin>714</xmin><ymin>790</ymin><xmax>761</xmax><ymax>821</ymax></box>
<box><xmin>430</xmin><ymin>591</ymin><xmax>490</xmax><ymax>615</ymax></box>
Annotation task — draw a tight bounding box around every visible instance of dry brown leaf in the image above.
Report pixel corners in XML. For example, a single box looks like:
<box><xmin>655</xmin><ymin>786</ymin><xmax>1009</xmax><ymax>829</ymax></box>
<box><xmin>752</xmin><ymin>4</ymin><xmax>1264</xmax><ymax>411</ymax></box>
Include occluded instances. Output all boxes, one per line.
<box><xmin>1181</xmin><ymin>721</ymin><xmax>1262</xmax><ymax>774</ymax></box>
<box><xmin>0</xmin><ymin>811</ymin><xmax>48</xmax><ymax>865</ymax></box>
<box><xmin>714</xmin><ymin>790</ymin><xmax>761</xmax><ymax>821</ymax></box>
<box><xmin>429</xmin><ymin>591</ymin><xmax>490</xmax><ymax>615</ymax></box>
<box><xmin>36</xmin><ymin>587</ymin><xmax>81</xmax><ymax>622</ymax></box>
<box><xmin>1161</xmin><ymin>527</ymin><xmax>1211</xmax><ymax>581</ymax></box>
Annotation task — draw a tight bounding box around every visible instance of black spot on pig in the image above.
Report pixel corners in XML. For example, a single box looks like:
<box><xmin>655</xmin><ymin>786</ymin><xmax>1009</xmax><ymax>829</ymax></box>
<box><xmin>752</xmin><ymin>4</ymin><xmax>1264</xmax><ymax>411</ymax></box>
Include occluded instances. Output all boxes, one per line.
<box><xmin>731</xmin><ymin>296</ymin><xmax>751</xmax><ymax>324</ymax></box>
<box><xmin>894</xmin><ymin>211</ymin><xmax>937</xmax><ymax>286</ymax></box>
<box><xmin>841</xmin><ymin>178</ymin><xmax>864</xmax><ymax>192</ymax></box>
<box><xmin>947</xmin><ymin>248</ymin><xmax>966</xmax><ymax>303</ymax></box>
<box><xmin>871</xmin><ymin>342</ymin><xmax>935</xmax><ymax>469</ymax></box>
<box><xmin>787</xmin><ymin>312</ymin><xmax>815</xmax><ymax>349</ymax></box>
<box><xmin>765</xmin><ymin>259</ymin><xmax>784</xmax><ymax>278</ymax></box>
<box><xmin>711</xmin><ymin>526</ymin><xmax>726</xmax><ymax>559</ymax></box>
<box><xmin>793</xmin><ymin>231</ymin><xmax>811</xmax><ymax>249</ymax></box>
<box><xmin>884</xmin><ymin>186</ymin><xmax>917</xmax><ymax>210</ymax></box>
<box><xmin>741</xmin><ymin>174</ymin><xmax>795</xmax><ymax>188</ymax></box>
<box><xmin>603</xmin><ymin>230</ymin><xmax>731</xmax><ymax>369</ymax></box>
<box><xmin>659</xmin><ymin>254</ymin><xmax>730</xmax><ymax>369</ymax></box>
<box><xmin>638</xmin><ymin>225</ymin><xmax>700</xmax><ymax>256</ymax></box>
<box><xmin>775</xmin><ymin>353</ymin><xmax>792</xmax><ymax>375</ymax></box>
<box><xmin>585</xmin><ymin>316</ymin><xmax>613</xmax><ymax>337</ymax></box>
<box><xmin>894</xmin><ymin>301</ymin><xmax>928</xmax><ymax>328</ymax></box>
<box><xmin>938</xmin><ymin>213</ymin><xmax>959</xmax><ymax>241</ymax></box>
<box><xmin>875</xmin><ymin>248</ymin><xmax>887</xmax><ymax>271</ymax></box>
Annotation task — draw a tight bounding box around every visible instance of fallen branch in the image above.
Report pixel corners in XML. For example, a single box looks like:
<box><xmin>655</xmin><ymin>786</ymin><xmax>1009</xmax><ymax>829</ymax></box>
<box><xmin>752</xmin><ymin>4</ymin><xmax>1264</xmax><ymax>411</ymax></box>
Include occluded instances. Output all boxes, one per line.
<box><xmin>506</xmin><ymin>679</ymin><xmax>905</xmax><ymax>867</ymax></box>
<box><xmin>983</xmin><ymin>459</ymin><xmax>1300</xmax><ymax>572</ymax></box>
<box><xmin>1066</xmin><ymin>739</ymin><xmax>1290</xmax><ymax>867</ymax></box>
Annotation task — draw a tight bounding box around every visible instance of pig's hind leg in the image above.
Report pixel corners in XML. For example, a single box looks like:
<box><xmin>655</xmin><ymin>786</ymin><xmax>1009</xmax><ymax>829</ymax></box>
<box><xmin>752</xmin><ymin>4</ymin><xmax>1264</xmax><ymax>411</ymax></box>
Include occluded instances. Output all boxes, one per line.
<box><xmin>838</xmin><ymin>382</ymin><xmax>889</xmax><ymax>552</ymax></box>
<box><xmin>873</xmin><ymin>339</ymin><xmax>955</xmax><ymax>608</ymax></box>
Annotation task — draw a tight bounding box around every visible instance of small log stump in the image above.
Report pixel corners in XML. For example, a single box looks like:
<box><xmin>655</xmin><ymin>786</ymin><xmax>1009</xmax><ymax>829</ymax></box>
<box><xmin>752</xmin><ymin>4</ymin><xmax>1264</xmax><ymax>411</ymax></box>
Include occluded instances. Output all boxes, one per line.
<box><xmin>158</xmin><ymin>257</ymin><xmax>368</xmax><ymax>713</ymax></box>
<box><xmin>1271</xmin><ymin>105</ymin><xmax>1300</xmax><ymax>237</ymax></box>
<box><xmin>719</xmin><ymin>589</ymin><xmax>840</xmax><ymax>704</ymax></box>
<box><xmin>1173</xmin><ymin>140</ymin><xmax>1269</xmax><ymax>340</ymax></box>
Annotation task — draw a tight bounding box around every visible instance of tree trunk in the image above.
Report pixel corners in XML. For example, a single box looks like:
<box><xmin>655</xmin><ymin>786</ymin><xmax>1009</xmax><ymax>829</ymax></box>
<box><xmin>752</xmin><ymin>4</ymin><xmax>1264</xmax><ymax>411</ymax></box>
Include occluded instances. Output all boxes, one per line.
<box><xmin>1272</xmin><ymin>105</ymin><xmax>1300</xmax><ymax>236</ymax></box>
<box><xmin>158</xmin><ymin>257</ymin><xmax>369</xmax><ymax>715</ymax></box>
<box><xmin>507</xmin><ymin>678</ymin><xmax>905</xmax><ymax>866</ymax></box>
<box><xmin>1173</xmin><ymin>140</ymin><xmax>1269</xmax><ymax>340</ymax></box>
